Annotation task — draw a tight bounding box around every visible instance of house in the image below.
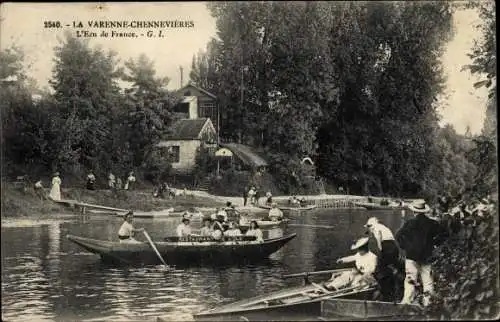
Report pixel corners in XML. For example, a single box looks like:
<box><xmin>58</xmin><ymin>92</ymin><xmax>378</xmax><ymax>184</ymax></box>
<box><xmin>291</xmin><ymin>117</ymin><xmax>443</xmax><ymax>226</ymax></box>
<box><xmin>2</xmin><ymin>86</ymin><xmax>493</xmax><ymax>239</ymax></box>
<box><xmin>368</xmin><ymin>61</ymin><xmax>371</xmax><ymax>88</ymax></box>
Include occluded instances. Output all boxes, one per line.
<box><xmin>174</xmin><ymin>83</ymin><xmax>219</xmax><ymax>132</ymax></box>
<box><xmin>156</xmin><ymin>118</ymin><xmax>217</xmax><ymax>173</ymax></box>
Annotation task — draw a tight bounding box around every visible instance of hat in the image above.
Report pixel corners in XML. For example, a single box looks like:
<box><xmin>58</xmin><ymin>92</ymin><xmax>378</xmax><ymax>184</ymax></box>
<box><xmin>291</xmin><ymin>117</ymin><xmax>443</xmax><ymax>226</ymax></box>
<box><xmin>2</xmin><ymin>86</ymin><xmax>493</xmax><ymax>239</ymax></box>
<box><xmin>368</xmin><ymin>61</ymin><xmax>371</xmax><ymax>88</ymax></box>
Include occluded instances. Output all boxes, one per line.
<box><xmin>351</xmin><ymin>237</ymin><xmax>369</xmax><ymax>250</ymax></box>
<box><xmin>364</xmin><ymin>217</ymin><xmax>378</xmax><ymax>228</ymax></box>
<box><xmin>53</xmin><ymin>172</ymin><xmax>60</xmax><ymax>176</ymax></box>
<box><xmin>408</xmin><ymin>200</ymin><xmax>431</xmax><ymax>213</ymax></box>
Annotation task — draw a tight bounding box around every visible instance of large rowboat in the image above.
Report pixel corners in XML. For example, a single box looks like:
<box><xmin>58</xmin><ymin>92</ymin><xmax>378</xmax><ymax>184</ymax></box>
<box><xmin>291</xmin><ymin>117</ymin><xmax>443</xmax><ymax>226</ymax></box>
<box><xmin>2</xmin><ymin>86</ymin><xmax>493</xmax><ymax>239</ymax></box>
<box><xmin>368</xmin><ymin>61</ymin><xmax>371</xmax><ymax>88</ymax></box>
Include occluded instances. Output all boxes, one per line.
<box><xmin>66</xmin><ymin>233</ymin><xmax>296</xmax><ymax>265</ymax></box>
<box><xmin>259</xmin><ymin>204</ymin><xmax>317</xmax><ymax>211</ymax></box>
<box><xmin>193</xmin><ymin>278</ymin><xmax>376</xmax><ymax>321</ymax></box>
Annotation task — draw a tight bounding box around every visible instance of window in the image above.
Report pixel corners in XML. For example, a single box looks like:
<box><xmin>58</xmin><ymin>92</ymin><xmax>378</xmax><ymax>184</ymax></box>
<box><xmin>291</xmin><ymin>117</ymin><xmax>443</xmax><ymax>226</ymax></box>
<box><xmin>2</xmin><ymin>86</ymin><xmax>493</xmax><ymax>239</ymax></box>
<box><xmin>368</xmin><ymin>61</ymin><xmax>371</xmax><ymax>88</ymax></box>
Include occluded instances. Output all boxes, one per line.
<box><xmin>170</xmin><ymin>146</ymin><xmax>180</xmax><ymax>163</ymax></box>
<box><xmin>174</xmin><ymin>103</ymin><xmax>189</xmax><ymax>113</ymax></box>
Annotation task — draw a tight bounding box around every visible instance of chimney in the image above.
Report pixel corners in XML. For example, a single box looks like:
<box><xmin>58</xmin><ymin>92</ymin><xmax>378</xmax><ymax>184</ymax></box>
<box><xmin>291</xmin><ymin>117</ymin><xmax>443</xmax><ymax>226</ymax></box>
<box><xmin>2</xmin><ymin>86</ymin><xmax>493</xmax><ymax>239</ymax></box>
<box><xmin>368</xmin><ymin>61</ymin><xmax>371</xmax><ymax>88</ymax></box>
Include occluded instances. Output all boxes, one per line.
<box><xmin>180</xmin><ymin>66</ymin><xmax>184</xmax><ymax>88</ymax></box>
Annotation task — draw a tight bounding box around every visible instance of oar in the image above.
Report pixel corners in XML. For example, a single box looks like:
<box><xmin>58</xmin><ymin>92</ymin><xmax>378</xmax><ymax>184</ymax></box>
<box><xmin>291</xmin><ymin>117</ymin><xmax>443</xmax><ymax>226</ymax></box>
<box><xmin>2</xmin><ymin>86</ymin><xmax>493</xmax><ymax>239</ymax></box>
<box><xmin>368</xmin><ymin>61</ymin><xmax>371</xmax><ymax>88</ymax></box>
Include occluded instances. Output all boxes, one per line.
<box><xmin>282</xmin><ymin>268</ymin><xmax>352</xmax><ymax>279</ymax></box>
<box><xmin>143</xmin><ymin>230</ymin><xmax>168</xmax><ymax>268</ymax></box>
<box><xmin>288</xmin><ymin>224</ymin><xmax>336</xmax><ymax>229</ymax></box>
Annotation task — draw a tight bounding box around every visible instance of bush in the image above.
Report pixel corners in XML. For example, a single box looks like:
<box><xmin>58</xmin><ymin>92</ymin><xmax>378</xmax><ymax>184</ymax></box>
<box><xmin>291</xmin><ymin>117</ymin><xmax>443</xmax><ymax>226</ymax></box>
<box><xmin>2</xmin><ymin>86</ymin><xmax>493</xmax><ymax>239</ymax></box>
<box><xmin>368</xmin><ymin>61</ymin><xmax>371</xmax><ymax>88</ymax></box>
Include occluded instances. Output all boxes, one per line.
<box><xmin>427</xmin><ymin>206</ymin><xmax>499</xmax><ymax>319</ymax></box>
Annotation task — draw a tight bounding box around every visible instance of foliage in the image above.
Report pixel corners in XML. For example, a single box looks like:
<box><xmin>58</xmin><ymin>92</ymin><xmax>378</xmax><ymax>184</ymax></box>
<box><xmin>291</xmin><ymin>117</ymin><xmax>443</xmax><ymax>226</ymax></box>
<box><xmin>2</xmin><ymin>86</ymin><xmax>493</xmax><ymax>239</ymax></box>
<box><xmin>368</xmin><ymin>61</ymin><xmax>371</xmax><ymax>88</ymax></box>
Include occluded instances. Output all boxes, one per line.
<box><xmin>141</xmin><ymin>148</ymin><xmax>172</xmax><ymax>185</ymax></box>
<box><xmin>427</xmin><ymin>208</ymin><xmax>499</xmax><ymax>319</ymax></box>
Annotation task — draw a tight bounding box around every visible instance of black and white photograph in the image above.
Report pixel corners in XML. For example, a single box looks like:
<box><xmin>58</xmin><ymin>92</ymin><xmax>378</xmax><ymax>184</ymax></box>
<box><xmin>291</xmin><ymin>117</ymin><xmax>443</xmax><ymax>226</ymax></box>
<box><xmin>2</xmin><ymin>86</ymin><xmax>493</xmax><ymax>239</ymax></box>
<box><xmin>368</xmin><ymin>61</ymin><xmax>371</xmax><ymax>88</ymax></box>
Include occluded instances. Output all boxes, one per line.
<box><xmin>1</xmin><ymin>1</ymin><xmax>498</xmax><ymax>321</ymax></box>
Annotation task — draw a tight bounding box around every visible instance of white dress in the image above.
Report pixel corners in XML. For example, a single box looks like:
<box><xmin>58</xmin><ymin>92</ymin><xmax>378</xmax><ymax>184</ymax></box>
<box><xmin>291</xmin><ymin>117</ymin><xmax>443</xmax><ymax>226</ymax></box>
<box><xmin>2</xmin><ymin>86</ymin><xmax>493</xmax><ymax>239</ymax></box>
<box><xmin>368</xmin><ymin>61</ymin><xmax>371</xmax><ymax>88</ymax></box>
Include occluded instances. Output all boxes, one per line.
<box><xmin>49</xmin><ymin>176</ymin><xmax>61</xmax><ymax>201</ymax></box>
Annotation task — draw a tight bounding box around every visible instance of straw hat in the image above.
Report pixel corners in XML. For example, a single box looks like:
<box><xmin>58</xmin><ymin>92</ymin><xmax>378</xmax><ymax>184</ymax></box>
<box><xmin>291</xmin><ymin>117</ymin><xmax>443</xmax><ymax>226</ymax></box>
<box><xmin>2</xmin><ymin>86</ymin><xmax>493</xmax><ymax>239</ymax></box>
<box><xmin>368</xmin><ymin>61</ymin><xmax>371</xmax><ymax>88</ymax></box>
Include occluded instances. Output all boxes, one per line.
<box><xmin>364</xmin><ymin>217</ymin><xmax>378</xmax><ymax>228</ymax></box>
<box><xmin>408</xmin><ymin>200</ymin><xmax>431</xmax><ymax>213</ymax></box>
<box><xmin>351</xmin><ymin>237</ymin><xmax>369</xmax><ymax>250</ymax></box>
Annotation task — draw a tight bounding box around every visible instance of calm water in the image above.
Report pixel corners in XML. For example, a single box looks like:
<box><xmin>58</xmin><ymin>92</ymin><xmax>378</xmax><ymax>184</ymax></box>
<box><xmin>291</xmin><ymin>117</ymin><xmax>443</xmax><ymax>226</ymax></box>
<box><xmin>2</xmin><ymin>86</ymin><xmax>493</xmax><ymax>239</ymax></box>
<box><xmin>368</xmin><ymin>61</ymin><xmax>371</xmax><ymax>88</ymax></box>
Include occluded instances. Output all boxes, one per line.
<box><xmin>1</xmin><ymin>209</ymin><xmax>403</xmax><ymax>321</ymax></box>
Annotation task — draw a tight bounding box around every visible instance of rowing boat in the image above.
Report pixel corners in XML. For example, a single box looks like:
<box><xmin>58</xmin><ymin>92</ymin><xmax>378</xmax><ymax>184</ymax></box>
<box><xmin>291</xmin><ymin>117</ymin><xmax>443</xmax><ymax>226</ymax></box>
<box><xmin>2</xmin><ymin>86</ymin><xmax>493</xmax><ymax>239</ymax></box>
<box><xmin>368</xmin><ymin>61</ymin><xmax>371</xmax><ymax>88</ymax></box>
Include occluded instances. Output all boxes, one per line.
<box><xmin>237</xmin><ymin>219</ymin><xmax>289</xmax><ymax>230</ymax></box>
<box><xmin>259</xmin><ymin>204</ymin><xmax>317</xmax><ymax>211</ymax></box>
<box><xmin>66</xmin><ymin>233</ymin><xmax>296</xmax><ymax>265</ymax></box>
<box><xmin>354</xmin><ymin>202</ymin><xmax>406</xmax><ymax>211</ymax></box>
<box><xmin>114</xmin><ymin>208</ymin><xmax>204</xmax><ymax>219</ymax></box>
<box><xmin>193</xmin><ymin>278</ymin><xmax>376</xmax><ymax>321</ymax></box>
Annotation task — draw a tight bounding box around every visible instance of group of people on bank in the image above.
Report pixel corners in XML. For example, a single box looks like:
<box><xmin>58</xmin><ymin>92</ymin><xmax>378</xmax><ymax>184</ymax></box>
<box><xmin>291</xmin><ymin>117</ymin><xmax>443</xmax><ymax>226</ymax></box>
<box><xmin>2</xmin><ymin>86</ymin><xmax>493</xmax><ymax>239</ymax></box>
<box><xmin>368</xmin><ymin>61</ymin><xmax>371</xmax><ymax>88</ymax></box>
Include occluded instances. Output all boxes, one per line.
<box><xmin>325</xmin><ymin>199</ymin><xmax>451</xmax><ymax>307</ymax></box>
<box><xmin>87</xmin><ymin>170</ymin><xmax>136</xmax><ymax>191</ymax></box>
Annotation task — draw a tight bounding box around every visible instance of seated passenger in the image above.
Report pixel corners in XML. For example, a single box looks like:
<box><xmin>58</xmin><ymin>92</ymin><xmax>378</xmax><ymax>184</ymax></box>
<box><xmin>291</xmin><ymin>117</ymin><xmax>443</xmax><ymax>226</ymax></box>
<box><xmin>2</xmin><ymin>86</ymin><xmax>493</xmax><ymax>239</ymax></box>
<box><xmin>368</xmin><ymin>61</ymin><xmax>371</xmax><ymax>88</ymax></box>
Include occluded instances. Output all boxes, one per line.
<box><xmin>268</xmin><ymin>203</ymin><xmax>284</xmax><ymax>221</ymax></box>
<box><xmin>245</xmin><ymin>220</ymin><xmax>264</xmax><ymax>243</ymax></box>
<box><xmin>211</xmin><ymin>221</ymin><xmax>224</xmax><ymax>241</ymax></box>
<box><xmin>118</xmin><ymin>211</ymin><xmax>144</xmax><ymax>243</ymax></box>
<box><xmin>176</xmin><ymin>218</ymin><xmax>192</xmax><ymax>238</ymax></box>
<box><xmin>224</xmin><ymin>222</ymin><xmax>242</xmax><ymax>237</ymax></box>
<box><xmin>200</xmin><ymin>218</ymin><xmax>214</xmax><ymax>237</ymax></box>
<box><xmin>325</xmin><ymin>237</ymin><xmax>377</xmax><ymax>290</ymax></box>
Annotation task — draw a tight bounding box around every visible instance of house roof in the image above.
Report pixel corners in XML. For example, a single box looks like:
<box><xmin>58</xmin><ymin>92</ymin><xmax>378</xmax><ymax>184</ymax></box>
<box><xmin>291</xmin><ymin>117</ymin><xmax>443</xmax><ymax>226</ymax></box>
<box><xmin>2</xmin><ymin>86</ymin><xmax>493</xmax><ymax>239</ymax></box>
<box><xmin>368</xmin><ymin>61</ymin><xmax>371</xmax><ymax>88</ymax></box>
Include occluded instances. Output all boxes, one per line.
<box><xmin>166</xmin><ymin>118</ymin><xmax>210</xmax><ymax>140</ymax></box>
<box><xmin>177</xmin><ymin>82</ymin><xmax>217</xmax><ymax>99</ymax></box>
<box><xmin>221</xmin><ymin>143</ymin><xmax>269</xmax><ymax>168</ymax></box>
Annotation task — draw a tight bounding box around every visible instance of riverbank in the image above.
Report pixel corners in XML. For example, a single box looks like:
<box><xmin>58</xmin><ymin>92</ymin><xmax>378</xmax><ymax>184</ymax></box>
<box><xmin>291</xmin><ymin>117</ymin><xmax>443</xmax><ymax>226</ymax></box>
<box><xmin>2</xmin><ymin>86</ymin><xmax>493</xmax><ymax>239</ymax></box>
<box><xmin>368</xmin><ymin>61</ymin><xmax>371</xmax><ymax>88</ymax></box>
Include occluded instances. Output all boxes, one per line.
<box><xmin>0</xmin><ymin>182</ymin><xmax>226</xmax><ymax>218</ymax></box>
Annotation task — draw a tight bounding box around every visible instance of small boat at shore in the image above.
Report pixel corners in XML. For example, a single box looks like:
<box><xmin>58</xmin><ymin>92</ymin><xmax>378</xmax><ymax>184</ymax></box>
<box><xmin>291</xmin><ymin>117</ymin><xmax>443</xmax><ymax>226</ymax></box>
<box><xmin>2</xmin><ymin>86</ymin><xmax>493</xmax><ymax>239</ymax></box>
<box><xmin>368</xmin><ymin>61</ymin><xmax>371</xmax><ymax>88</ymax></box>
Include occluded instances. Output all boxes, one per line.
<box><xmin>114</xmin><ymin>208</ymin><xmax>204</xmax><ymax>219</ymax></box>
<box><xmin>321</xmin><ymin>298</ymin><xmax>423</xmax><ymax>320</ymax></box>
<box><xmin>193</xmin><ymin>277</ymin><xmax>376</xmax><ymax>321</ymax></box>
<box><xmin>354</xmin><ymin>202</ymin><xmax>406</xmax><ymax>211</ymax></box>
<box><xmin>259</xmin><ymin>204</ymin><xmax>317</xmax><ymax>211</ymax></box>
<box><xmin>66</xmin><ymin>233</ymin><xmax>296</xmax><ymax>265</ymax></box>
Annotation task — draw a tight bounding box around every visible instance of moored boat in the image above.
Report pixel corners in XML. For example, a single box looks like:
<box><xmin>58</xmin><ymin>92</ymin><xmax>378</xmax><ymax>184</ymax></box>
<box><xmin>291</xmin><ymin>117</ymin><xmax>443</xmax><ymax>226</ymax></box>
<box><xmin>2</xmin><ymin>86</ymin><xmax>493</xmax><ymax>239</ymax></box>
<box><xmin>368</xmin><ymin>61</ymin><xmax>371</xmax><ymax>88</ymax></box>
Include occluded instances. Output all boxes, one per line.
<box><xmin>193</xmin><ymin>280</ymin><xmax>376</xmax><ymax>321</ymax></box>
<box><xmin>66</xmin><ymin>233</ymin><xmax>296</xmax><ymax>265</ymax></box>
<box><xmin>321</xmin><ymin>298</ymin><xmax>423</xmax><ymax>320</ymax></box>
<box><xmin>259</xmin><ymin>204</ymin><xmax>317</xmax><ymax>211</ymax></box>
<box><xmin>354</xmin><ymin>202</ymin><xmax>406</xmax><ymax>211</ymax></box>
<box><xmin>114</xmin><ymin>208</ymin><xmax>203</xmax><ymax>219</ymax></box>
<box><xmin>238</xmin><ymin>219</ymin><xmax>289</xmax><ymax>230</ymax></box>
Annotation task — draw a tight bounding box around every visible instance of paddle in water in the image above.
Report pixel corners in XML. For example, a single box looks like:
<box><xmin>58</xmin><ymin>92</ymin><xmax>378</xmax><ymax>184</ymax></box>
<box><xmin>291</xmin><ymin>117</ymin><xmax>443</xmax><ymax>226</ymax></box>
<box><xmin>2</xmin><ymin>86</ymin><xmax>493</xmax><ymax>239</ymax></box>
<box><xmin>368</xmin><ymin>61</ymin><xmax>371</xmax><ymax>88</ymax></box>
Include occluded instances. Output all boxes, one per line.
<box><xmin>143</xmin><ymin>230</ymin><xmax>168</xmax><ymax>268</ymax></box>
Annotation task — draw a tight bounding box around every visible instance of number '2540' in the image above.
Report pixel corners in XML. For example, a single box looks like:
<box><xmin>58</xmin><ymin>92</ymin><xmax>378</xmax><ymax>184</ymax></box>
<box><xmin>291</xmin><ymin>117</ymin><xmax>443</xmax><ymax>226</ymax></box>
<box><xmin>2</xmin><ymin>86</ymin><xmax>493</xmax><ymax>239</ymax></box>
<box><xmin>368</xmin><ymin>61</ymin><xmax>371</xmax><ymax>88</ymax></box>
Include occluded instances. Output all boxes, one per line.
<box><xmin>44</xmin><ymin>21</ymin><xmax>61</xmax><ymax>28</ymax></box>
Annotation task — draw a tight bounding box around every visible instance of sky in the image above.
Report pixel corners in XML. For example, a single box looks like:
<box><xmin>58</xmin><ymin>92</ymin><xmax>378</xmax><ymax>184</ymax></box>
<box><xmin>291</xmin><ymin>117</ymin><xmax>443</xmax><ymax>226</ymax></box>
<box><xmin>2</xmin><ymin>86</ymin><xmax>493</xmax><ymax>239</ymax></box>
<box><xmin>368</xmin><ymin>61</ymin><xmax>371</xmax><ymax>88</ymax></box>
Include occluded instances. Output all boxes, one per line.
<box><xmin>0</xmin><ymin>2</ymin><xmax>490</xmax><ymax>135</ymax></box>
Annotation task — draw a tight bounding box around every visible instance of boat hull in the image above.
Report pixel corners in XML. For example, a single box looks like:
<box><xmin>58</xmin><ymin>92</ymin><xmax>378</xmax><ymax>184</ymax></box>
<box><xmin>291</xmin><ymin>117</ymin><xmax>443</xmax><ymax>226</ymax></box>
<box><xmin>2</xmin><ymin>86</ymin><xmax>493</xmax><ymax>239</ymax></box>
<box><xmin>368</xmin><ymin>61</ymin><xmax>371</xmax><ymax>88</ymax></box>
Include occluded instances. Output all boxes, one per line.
<box><xmin>67</xmin><ymin>233</ymin><xmax>296</xmax><ymax>265</ymax></box>
<box><xmin>259</xmin><ymin>205</ymin><xmax>317</xmax><ymax>211</ymax></box>
<box><xmin>193</xmin><ymin>285</ymin><xmax>375</xmax><ymax>321</ymax></box>
<box><xmin>354</xmin><ymin>202</ymin><xmax>405</xmax><ymax>211</ymax></box>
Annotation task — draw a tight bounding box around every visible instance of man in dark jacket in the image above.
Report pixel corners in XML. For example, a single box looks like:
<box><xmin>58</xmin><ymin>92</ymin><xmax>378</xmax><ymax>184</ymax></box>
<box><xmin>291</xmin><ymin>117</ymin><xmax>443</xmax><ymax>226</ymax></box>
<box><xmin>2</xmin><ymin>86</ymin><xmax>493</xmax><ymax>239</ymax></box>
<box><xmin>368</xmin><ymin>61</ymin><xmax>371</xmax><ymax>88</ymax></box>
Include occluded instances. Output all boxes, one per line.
<box><xmin>396</xmin><ymin>200</ymin><xmax>448</xmax><ymax>307</ymax></box>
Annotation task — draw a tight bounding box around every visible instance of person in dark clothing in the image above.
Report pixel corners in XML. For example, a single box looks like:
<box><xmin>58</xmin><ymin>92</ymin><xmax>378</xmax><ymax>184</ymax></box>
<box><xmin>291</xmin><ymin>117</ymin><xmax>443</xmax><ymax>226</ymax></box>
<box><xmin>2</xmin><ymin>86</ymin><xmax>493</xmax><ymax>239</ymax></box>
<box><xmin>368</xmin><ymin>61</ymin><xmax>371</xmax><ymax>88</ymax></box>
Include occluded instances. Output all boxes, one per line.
<box><xmin>243</xmin><ymin>186</ymin><xmax>248</xmax><ymax>206</ymax></box>
<box><xmin>396</xmin><ymin>200</ymin><xmax>448</xmax><ymax>307</ymax></box>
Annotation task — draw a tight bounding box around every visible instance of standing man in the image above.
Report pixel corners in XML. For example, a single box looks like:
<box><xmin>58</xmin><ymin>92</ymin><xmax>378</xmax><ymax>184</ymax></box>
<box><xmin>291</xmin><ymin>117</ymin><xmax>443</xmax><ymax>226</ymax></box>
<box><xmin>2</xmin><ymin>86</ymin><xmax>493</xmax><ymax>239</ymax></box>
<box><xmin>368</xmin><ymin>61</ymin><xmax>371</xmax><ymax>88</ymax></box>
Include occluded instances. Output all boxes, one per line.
<box><xmin>365</xmin><ymin>217</ymin><xmax>403</xmax><ymax>302</ymax></box>
<box><xmin>34</xmin><ymin>179</ymin><xmax>46</xmax><ymax>200</ymax></box>
<box><xmin>86</xmin><ymin>171</ymin><xmax>96</xmax><ymax>190</ymax></box>
<box><xmin>396</xmin><ymin>200</ymin><xmax>448</xmax><ymax>307</ymax></box>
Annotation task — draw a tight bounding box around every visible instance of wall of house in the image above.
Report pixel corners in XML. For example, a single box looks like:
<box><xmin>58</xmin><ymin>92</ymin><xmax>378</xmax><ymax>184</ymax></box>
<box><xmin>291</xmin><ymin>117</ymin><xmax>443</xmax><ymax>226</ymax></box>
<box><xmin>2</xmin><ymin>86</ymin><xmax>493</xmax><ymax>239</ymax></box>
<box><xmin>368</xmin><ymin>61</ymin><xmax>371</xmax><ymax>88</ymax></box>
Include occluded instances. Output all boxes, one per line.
<box><xmin>157</xmin><ymin>140</ymin><xmax>201</xmax><ymax>173</ymax></box>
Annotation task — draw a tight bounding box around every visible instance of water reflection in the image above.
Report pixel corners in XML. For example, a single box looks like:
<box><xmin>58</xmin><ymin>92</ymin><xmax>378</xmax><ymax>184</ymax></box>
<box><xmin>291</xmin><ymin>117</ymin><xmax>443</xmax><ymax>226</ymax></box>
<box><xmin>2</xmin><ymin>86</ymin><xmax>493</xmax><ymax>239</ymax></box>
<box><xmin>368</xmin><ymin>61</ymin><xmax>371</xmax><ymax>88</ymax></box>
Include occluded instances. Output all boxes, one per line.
<box><xmin>1</xmin><ymin>209</ymin><xmax>402</xmax><ymax>320</ymax></box>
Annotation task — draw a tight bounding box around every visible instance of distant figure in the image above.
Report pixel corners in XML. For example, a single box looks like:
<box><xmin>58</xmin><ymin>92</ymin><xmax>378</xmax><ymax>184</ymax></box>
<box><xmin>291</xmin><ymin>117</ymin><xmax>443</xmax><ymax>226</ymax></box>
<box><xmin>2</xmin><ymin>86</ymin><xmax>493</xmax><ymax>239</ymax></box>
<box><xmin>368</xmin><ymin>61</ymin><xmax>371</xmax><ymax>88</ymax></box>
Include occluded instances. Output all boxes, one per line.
<box><xmin>212</xmin><ymin>221</ymin><xmax>224</xmax><ymax>240</ymax></box>
<box><xmin>176</xmin><ymin>218</ymin><xmax>192</xmax><ymax>238</ymax></box>
<box><xmin>290</xmin><ymin>196</ymin><xmax>300</xmax><ymax>206</ymax></box>
<box><xmin>243</xmin><ymin>186</ymin><xmax>248</xmax><ymax>206</ymax></box>
<box><xmin>116</xmin><ymin>177</ymin><xmax>123</xmax><ymax>190</ymax></box>
<box><xmin>339</xmin><ymin>186</ymin><xmax>344</xmax><ymax>194</ymax></box>
<box><xmin>86</xmin><ymin>171</ymin><xmax>96</xmax><ymax>190</ymax></box>
<box><xmin>248</xmin><ymin>186</ymin><xmax>256</xmax><ymax>205</ymax></box>
<box><xmin>254</xmin><ymin>188</ymin><xmax>261</xmax><ymax>205</ymax></box>
<box><xmin>239</xmin><ymin>213</ymin><xmax>250</xmax><ymax>226</ymax></box>
<box><xmin>108</xmin><ymin>172</ymin><xmax>116</xmax><ymax>190</ymax></box>
<box><xmin>245</xmin><ymin>220</ymin><xmax>264</xmax><ymax>243</ymax></box>
<box><xmin>49</xmin><ymin>172</ymin><xmax>62</xmax><ymax>201</ymax></box>
<box><xmin>265</xmin><ymin>191</ymin><xmax>273</xmax><ymax>205</ymax></box>
<box><xmin>118</xmin><ymin>211</ymin><xmax>144</xmax><ymax>243</ymax></box>
<box><xmin>200</xmin><ymin>219</ymin><xmax>214</xmax><ymax>237</ymax></box>
<box><xmin>268</xmin><ymin>203</ymin><xmax>284</xmax><ymax>221</ymax></box>
<box><xmin>34</xmin><ymin>179</ymin><xmax>45</xmax><ymax>200</ymax></box>
<box><xmin>124</xmin><ymin>171</ymin><xmax>136</xmax><ymax>190</ymax></box>
<box><xmin>299</xmin><ymin>197</ymin><xmax>307</xmax><ymax>207</ymax></box>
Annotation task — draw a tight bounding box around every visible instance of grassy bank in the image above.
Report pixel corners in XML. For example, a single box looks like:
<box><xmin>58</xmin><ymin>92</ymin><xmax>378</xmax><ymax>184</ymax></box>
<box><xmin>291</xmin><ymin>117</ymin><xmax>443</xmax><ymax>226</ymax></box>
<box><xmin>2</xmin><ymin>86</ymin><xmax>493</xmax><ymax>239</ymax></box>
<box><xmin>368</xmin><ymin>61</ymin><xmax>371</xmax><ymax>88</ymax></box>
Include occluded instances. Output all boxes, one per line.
<box><xmin>1</xmin><ymin>182</ymin><xmax>226</xmax><ymax>218</ymax></box>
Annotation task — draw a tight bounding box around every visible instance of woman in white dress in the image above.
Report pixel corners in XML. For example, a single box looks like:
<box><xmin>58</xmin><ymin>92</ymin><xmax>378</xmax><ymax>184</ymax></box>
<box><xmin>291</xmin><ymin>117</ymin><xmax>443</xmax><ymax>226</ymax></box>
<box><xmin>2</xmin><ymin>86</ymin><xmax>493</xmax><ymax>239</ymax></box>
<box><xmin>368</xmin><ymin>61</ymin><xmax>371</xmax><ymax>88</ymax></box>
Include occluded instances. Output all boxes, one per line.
<box><xmin>245</xmin><ymin>220</ymin><xmax>264</xmax><ymax>243</ymax></box>
<box><xmin>49</xmin><ymin>172</ymin><xmax>62</xmax><ymax>201</ymax></box>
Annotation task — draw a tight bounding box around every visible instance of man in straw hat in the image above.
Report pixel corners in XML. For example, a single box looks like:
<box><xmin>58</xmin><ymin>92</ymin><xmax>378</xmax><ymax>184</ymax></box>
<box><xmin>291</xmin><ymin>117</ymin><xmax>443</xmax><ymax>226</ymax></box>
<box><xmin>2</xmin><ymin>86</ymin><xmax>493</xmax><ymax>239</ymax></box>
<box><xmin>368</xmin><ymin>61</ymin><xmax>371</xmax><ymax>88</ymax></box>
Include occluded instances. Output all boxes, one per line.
<box><xmin>396</xmin><ymin>200</ymin><xmax>448</xmax><ymax>306</ymax></box>
<box><xmin>364</xmin><ymin>217</ymin><xmax>404</xmax><ymax>302</ymax></box>
<box><xmin>118</xmin><ymin>211</ymin><xmax>144</xmax><ymax>243</ymax></box>
<box><xmin>325</xmin><ymin>237</ymin><xmax>377</xmax><ymax>290</ymax></box>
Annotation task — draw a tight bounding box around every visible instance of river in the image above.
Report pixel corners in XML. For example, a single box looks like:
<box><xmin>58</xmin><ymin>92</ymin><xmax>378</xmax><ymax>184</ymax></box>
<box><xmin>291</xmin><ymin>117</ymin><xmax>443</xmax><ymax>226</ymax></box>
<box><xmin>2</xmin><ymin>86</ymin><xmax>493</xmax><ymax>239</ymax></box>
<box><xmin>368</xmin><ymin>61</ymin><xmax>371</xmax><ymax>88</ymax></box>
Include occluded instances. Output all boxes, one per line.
<box><xmin>1</xmin><ymin>208</ymin><xmax>403</xmax><ymax>321</ymax></box>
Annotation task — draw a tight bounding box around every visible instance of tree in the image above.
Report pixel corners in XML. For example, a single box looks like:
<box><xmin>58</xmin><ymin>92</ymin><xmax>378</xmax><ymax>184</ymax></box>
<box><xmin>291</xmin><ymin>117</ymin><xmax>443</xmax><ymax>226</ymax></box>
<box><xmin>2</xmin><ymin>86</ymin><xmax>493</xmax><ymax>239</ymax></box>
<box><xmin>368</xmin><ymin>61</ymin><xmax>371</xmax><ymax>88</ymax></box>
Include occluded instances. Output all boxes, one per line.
<box><xmin>122</xmin><ymin>53</ymin><xmax>178</xmax><ymax>169</ymax></box>
<box><xmin>50</xmin><ymin>32</ymin><xmax>123</xmax><ymax>176</ymax></box>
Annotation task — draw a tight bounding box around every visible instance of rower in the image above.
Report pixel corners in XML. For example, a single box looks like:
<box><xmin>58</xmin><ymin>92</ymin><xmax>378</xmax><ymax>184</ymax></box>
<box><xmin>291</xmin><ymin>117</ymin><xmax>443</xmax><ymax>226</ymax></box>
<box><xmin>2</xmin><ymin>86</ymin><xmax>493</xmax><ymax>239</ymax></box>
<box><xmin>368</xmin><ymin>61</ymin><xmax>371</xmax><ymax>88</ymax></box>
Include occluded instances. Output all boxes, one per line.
<box><xmin>224</xmin><ymin>221</ymin><xmax>242</xmax><ymax>237</ymax></box>
<box><xmin>265</xmin><ymin>191</ymin><xmax>273</xmax><ymax>206</ymax></box>
<box><xmin>118</xmin><ymin>211</ymin><xmax>144</xmax><ymax>243</ymax></box>
<box><xmin>268</xmin><ymin>203</ymin><xmax>283</xmax><ymax>222</ymax></box>
<box><xmin>176</xmin><ymin>218</ymin><xmax>192</xmax><ymax>238</ymax></box>
<box><xmin>245</xmin><ymin>221</ymin><xmax>264</xmax><ymax>243</ymax></box>
<box><xmin>325</xmin><ymin>237</ymin><xmax>377</xmax><ymax>290</ymax></box>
